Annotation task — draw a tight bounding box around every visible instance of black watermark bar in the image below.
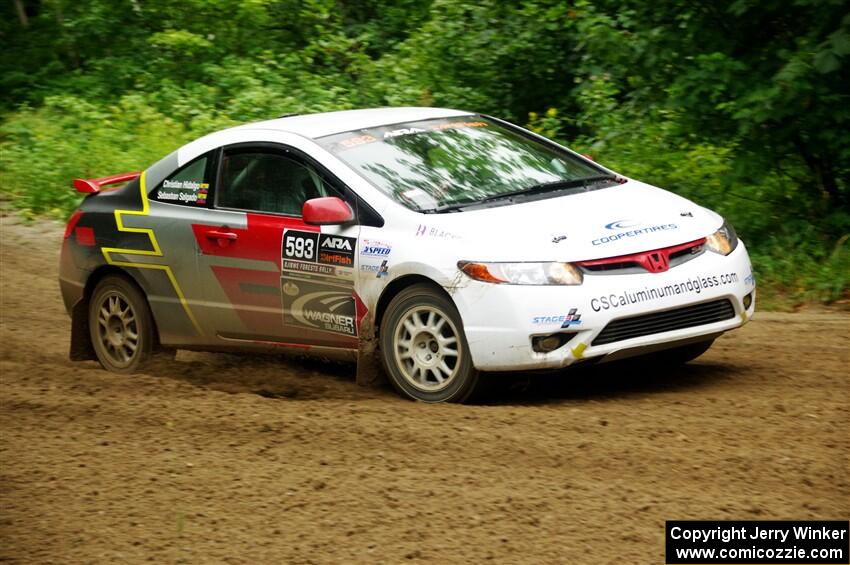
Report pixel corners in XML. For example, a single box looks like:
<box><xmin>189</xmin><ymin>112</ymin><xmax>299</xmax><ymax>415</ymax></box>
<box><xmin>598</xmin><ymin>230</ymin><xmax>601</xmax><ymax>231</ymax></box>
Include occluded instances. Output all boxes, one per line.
<box><xmin>666</xmin><ymin>521</ymin><xmax>849</xmax><ymax>564</ymax></box>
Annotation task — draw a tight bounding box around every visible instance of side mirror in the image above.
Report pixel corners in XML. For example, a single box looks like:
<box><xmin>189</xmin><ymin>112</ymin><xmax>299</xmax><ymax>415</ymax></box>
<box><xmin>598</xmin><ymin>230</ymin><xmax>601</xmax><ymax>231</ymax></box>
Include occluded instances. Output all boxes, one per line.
<box><xmin>302</xmin><ymin>196</ymin><xmax>355</xmax><ymax>225</ymax></box>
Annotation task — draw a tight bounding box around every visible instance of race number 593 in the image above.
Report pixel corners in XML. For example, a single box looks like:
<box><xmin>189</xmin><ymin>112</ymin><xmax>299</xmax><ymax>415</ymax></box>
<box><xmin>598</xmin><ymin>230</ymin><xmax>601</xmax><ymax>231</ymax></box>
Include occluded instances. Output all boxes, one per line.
<box><xmin>283</xmin><ymin>231</ymin><xmax>318</xmax><ymax>261</ymax></box>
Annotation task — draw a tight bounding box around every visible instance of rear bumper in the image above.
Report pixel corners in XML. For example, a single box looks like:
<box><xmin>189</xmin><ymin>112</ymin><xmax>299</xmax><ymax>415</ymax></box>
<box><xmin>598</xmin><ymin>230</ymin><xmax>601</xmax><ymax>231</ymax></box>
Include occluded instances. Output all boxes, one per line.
<box><xmin>452</xmin><ymin>242</ymin><xmax>756</xmax><ymax>371</ymax></box>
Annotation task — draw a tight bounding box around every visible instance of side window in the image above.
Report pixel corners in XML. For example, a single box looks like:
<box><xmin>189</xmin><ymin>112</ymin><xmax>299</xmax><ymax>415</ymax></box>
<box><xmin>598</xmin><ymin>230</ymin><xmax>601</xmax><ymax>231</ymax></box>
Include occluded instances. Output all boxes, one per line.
<box><xmin>217</xmin><ymin>149</ymin><xmax>332</xmax><ymax>216</ymax></box>
<box><xmin>152</xmin><ymin>153</ymin><xmax>213</xmax><ymax>206</ymax></box>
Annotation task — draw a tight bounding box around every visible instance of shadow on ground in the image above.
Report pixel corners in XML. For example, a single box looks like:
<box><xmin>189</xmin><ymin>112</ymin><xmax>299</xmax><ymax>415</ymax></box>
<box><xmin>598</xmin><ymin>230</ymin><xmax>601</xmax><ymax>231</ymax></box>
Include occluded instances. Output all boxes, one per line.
<box><xmin>139</xmin><ymin>350</ymin><xmax>395</xmax><ymax>401</ymax></box>
<box><xmin>471</xmin><ymin>359</ymin><xmax>735</xmax><ymax>405</ymax></box>
<box><xmin>133</xmin><ymin>347</ymin><xmax>735</xmax><ymax>406</ymax></box>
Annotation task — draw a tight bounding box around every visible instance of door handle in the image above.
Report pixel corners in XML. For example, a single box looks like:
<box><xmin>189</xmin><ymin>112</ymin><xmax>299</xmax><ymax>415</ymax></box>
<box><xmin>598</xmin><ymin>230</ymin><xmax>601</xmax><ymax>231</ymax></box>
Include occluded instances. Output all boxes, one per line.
<box><xmin>207</xmin><ymin>230</ymin><xmax>238</xmax><ymax>240</ymax></box>
<box><xmin>206</xmin><ymin>229</ymin><xmax>238</xmax><ymax>247</ymax></box>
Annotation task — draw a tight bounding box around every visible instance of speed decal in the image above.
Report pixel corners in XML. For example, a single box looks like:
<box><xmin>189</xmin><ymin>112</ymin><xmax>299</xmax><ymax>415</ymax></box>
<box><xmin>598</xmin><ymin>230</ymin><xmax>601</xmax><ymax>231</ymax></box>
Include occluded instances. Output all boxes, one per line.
<box><xmin>360</xmin><ymin>239</ymin><xmax>391</xmax><ymax>257</ymax></box>
<box><xmin>281</xmin><ymin>229</ymin><xmax>358</xmax><ymax>337</ymax></box>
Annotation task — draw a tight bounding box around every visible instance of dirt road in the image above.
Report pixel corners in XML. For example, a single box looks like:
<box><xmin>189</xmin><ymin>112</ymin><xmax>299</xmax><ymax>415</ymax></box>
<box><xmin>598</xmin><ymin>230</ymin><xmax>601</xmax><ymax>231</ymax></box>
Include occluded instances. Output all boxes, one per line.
<box><xmin>1</xmin><ymin>214</ymin><xmax>848</xmax><ymax>564</ymax></box>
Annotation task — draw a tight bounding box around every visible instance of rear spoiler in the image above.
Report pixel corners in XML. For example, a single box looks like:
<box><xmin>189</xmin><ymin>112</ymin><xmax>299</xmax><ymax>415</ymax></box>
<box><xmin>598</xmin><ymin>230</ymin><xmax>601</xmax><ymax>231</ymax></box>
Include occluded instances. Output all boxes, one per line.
<box><xmin>72</xmin><ymin>171</ymin><xmax>141</xmax><ymax>194</ymax></box>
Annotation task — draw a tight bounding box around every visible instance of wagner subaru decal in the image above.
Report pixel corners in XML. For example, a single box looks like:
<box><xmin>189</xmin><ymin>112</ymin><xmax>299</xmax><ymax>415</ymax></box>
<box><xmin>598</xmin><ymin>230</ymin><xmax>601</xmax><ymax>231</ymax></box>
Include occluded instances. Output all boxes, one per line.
<box><xmin>282</xmin><ymin>276</ymin><xmax>357</xmax><ymax>337</ymax></box>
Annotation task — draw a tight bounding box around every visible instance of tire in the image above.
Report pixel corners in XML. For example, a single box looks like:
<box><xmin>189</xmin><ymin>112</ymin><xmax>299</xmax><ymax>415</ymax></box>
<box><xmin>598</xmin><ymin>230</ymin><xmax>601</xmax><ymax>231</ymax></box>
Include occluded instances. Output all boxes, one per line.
<box><xmin>88</xmin><ymin>275</ymin><xmax>155</xmax><ymax>374</ymax></box>
<box><xmin>379</xmin><ymin>283</ymin><xmax>479</xmax><ymax>403</ymax></box>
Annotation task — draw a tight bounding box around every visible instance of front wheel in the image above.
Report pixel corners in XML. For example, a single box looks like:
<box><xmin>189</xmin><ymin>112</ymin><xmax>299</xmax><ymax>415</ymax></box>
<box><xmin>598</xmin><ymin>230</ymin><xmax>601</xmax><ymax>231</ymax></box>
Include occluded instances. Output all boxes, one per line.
<box><xmin>379</xmin><ymin>284</ymin><xmax>479</xmax><ymax>403</ymax></box>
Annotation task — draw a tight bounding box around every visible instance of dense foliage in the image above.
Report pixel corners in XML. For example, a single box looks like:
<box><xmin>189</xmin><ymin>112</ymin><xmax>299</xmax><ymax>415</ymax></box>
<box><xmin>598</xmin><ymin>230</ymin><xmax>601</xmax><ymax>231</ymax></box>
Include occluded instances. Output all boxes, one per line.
<box><xmin>1</xmin><ymin>0</ymin><xmax>848</xmax><ymax>306</ymax></box>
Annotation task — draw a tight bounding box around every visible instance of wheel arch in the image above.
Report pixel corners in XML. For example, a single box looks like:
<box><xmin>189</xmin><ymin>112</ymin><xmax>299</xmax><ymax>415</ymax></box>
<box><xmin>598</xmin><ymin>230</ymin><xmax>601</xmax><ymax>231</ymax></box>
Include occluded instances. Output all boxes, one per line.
<box><xmin>70</xmin><ymin>265</ymin><xmax>165</xmax><ymax>361</ymax></box>
<box><xmin>374</xmin><ymin>274</ymin><xmax>457</xmax><ymax>338</ymax></box>
<box><xmin>84</xmin><ymin>265</ymin><xmax>139</xmax><ymax>301</ymax></box>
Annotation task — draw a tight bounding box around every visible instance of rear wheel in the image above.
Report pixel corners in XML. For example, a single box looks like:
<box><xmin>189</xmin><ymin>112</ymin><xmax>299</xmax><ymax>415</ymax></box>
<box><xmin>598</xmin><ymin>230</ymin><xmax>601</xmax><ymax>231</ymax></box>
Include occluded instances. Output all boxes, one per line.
<box><xmin>379</xmin><ymin>284</ymin><xmax>479</xmax><ymax>403</ymax></box>
<box><xmin>88</xmin><ymin>275</ymin><xmax>155</xmax><ymax>373</ymax></box>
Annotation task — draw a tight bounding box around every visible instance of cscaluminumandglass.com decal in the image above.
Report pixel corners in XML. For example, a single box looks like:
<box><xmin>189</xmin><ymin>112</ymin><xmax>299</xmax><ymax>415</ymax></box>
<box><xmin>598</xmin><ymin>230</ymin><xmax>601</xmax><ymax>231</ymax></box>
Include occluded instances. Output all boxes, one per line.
<box><xmin>280</xmin><ymin>229</ymin><xmax>358</xmax><ymax>337</ymax></box>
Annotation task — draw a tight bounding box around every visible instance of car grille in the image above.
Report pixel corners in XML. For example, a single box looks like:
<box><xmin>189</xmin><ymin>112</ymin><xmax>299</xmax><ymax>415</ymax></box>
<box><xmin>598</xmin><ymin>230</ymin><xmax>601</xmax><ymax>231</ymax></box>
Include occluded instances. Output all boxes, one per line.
<box><xmin>592</xmin><ymin>299</ymin><xmax>736</xmax><ymax>346</ymax></box>
<box><xmin>577</xmin><ymin>240</ymin><xmax>705</xmax><ymax>275</ymax></box>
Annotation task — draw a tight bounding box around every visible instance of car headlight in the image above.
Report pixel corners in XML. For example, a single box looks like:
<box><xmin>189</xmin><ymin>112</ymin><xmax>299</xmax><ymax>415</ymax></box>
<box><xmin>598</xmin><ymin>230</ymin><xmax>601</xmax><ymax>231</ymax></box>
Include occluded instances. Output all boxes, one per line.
<box><xmin>458</xmin><ymin>261</ymin><xmax>583</xmax><ymax>285</ymax></box>
<box><xmin>705</xmin><ymin>220</ymin><xmax>738</xmax><ymax>255</ymax></box>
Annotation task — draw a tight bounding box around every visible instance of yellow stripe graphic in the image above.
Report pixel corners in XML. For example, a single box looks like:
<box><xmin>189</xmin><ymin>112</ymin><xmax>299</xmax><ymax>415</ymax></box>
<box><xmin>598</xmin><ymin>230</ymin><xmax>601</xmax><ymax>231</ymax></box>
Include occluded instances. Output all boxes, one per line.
<box><xmin>100</xmin><ymin>171</ymin><xmax>202</xmax><ymax>335</ymax></box>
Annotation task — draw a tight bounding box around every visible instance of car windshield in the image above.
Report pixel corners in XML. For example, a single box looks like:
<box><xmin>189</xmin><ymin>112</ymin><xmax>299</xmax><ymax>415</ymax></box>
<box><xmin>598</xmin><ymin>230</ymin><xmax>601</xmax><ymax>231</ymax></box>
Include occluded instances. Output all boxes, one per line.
<box><xmin>317</xmin><ymin>116</ymin><xmax>608</xmax><ymax>212</ymax></box>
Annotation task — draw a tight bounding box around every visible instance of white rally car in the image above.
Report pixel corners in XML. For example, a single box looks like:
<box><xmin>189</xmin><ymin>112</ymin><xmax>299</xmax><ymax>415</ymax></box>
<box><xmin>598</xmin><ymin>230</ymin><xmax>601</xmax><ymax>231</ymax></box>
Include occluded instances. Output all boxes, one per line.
<box><xmin>60</xmin><ymin>107</ymin><xmax>755</xmax><ymax>402</ymax></box>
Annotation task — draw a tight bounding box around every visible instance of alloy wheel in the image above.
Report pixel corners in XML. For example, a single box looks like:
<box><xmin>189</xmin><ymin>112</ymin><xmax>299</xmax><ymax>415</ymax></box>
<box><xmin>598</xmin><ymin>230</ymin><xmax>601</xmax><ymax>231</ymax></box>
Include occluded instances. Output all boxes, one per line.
<box><xmin>94</xmin><ymin>291</ymin><xmax>140</xmax><ymax>367</ymax></box>
<box><xmin>393</xmin><ymin>306</ymin><xmax>461</xmax><ymax>392</ymax></box>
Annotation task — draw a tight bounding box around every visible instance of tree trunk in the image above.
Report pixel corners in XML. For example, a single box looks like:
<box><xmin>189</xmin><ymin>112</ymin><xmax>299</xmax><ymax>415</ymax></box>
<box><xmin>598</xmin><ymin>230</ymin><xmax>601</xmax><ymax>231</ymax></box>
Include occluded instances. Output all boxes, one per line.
<box><xmin>13</xmin><ymin>0</ymin><xmax>29</xmax><ymax>27</ymax></box>
<box><xmin>52</xmin><ymin>0</ymin><xmax>80</xmax><ymax>69</ymax></box>
<box><xmin>793</xmin><ymin>134</ymin><xmax>840</xmax><ymax>205</ymax></box>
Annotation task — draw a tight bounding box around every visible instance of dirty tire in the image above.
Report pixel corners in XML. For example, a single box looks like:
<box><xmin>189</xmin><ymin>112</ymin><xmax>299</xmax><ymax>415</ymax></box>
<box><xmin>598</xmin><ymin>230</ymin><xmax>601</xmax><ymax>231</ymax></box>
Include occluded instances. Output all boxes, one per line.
<box><xmin>380</xmin><ymin>283</ymin><xmax>478</xmax><ymax>403</ymax></box>
<box><xmin>88</xmin><ymin>275</ymin><xmax>155</xmax><ymax>374</ymax></box>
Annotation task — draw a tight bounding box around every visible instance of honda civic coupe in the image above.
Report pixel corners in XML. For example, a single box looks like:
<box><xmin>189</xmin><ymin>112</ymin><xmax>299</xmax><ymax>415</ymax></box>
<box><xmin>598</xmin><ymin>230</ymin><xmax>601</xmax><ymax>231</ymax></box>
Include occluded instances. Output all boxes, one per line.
<box><xmin>59</xmin><ymin>107</ymin><xmax>756</xmax><ymax>402</ymax></box>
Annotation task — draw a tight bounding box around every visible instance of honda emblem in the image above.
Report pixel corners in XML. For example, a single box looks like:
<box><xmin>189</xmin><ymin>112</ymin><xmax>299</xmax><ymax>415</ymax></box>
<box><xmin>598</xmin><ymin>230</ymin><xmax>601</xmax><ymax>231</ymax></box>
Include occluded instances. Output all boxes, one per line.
<box><xmin>646</xmin><ymin>251</ymin><xmax>670</xmax><ymax>272</ymax></box>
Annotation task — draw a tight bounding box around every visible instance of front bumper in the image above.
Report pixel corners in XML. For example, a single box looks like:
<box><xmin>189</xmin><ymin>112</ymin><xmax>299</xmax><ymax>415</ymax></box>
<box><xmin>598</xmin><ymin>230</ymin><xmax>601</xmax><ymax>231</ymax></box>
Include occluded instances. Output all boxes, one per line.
<box><xmin>452</xmin><ymin>242</ymin><xmax>756</xmax><ymax>371</ymax></box>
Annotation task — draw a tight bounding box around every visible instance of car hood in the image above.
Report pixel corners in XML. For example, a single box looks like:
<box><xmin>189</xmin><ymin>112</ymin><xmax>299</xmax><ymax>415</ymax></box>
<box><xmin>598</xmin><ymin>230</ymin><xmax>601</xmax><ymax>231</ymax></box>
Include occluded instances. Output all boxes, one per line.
<box><xmin>420</xmin><ymin>180</ymin><xmax>722</xmax><ymax>262</ymax></box>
